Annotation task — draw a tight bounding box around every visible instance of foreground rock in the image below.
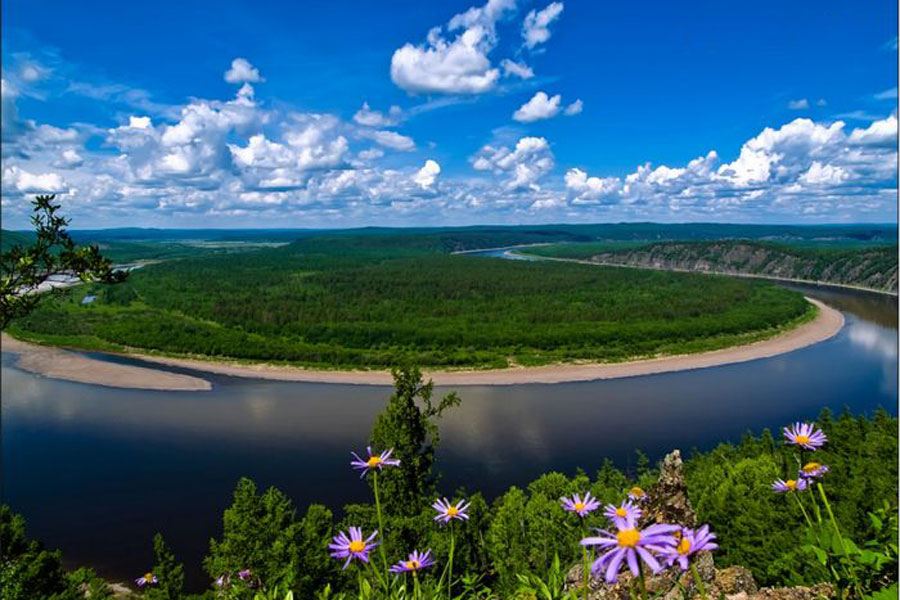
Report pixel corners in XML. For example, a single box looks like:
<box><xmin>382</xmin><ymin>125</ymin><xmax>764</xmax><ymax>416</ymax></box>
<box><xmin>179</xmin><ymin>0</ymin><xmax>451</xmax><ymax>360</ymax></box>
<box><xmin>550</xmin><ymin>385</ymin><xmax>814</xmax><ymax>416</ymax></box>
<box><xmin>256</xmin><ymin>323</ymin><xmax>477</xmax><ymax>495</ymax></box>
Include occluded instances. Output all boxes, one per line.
<box><xmin>565</xmin><ymin>450</ymin><xmax>835</xmax><ymax>600</ymax></box>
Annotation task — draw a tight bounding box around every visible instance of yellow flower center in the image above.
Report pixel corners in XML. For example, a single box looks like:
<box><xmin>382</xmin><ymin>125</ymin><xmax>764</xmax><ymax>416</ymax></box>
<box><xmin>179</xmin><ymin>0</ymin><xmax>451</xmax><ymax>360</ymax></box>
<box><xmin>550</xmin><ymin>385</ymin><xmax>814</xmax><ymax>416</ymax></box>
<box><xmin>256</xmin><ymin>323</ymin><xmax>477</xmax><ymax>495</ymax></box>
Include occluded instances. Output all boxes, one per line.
<box><xmin>677</xmin><ymin>538</ymin><xmax>692</xmax><ymax>555</ymax></box>
<box><xmin>795</xmin><ymin>434</ymin><xmax>810</xmax><ymax>445</ymax></box>
<box><xmin>617</xmin><ymin>529</ymin><xmax>641</xmax><ymax>548</ymax></box>
<box><xmin>615</xmin><ymin>507</ymin><xmax>628</xmax><ymax>517</ymax></box>
<box><xmin>144</xmin><ymin>573</ymin><xmax>154</xmax><ymax>581</ymax></box>
<box><xmin>406</xmin><ymin>560</ymin><xmax>420</xmax><ymax>570</ymax></box>
<box><xmin>574</xmin><ymin>502</ymin><xmax>586</xmax><ymax>512</ymax></box>
<box><xmin>366</xmin><ymin>456</ymin><xmax>382</xmax><ymax>468</ymax></box>
<box><xmin>786</xmin><ymin>479</ymin><xmax>798</xmax><ymax>491</ymax></box>
<box><xmin>349</xmin><ymin>540</ymin><xmax>366</xmax><ymax>553</ymax></box>
<box><xmin>630</xmin><ymin>487</ymin><xmax>645</xmax><ymax>498</ymax></box>
<box><xmin>447</xmin><ymin>506</ymin><xmax>459</xmax><ymax>517</ymax></box>
<box><xmin>802</xmin><ymin>462</ymin><xmax>821</xmax><ymax>473</ymax></box>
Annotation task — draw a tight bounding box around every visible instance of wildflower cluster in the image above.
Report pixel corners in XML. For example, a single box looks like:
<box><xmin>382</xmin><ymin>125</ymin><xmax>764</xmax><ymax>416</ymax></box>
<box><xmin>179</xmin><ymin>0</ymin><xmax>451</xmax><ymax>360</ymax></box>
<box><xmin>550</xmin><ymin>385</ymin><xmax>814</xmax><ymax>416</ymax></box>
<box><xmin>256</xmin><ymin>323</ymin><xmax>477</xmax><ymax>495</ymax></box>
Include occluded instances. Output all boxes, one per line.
<box><xmin>131</xmin><ymin>418</ymin><xmax>884</xmax><ymax>599</ymax></box>
<box><xmin>772</xmin><ymin>422</ymin><xmax>830</xmax><ymax>494</ymax></box>
<box><xmin>213</xmin><ymin>568</ymin><xmax>253</xmax><ymax>589</ymax></box>
<box><xmin>559</xmin><ymin>489</ymin><xmax>718</xmax><ymax>600</ymax></box>
<box><xmin>770</xmin><ymin>421</ymin><xmax>879</xmax><ymax>599</ymax></box>
<box><xmin>326</xmin><ymin>445</ymin><xmax>473</xmax><ymax>598</ymax></box>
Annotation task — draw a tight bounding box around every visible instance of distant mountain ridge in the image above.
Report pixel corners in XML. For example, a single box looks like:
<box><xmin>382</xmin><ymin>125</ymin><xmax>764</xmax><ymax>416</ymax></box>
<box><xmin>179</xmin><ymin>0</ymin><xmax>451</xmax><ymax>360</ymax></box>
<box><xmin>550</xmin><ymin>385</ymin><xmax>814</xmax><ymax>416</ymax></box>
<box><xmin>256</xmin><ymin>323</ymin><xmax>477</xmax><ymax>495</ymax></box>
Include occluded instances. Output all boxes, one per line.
<box><xmin>557</xmin><ymin>241</ymin><xmax>898</xmax><ymax>293</ymax></box>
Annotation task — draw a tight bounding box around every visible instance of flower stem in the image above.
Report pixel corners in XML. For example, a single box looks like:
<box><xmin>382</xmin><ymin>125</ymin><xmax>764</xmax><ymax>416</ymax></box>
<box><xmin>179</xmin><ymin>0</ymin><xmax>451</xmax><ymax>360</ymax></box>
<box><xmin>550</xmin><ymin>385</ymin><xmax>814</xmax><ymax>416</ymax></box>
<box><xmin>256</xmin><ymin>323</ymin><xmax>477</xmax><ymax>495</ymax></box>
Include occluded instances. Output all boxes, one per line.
<box><xmin>791</xmin><ymin>491</ymin><xmax>814</xmax><ymax>529</ymax></box>
<box><xmin>807</xmin><ymin>487</ymin><xmax>824</xmax><ymax>524</ymax></box>
<box><xmin>366</xmin><ymin>552</ymin><xmax>386</xmax><ymax>591</ymax></box>
<box><xmin>413</xmin><ymin>571</ymin><xmax>421</xmax><ymax>600</ymax></box>
<box><xmin>637</xmin><ymin>560</ymin><xmax>648</xmax><ymax>600</ymax></box>
<box><xmin>690</xmin><ymin>563</ymin><xmax>708</xmax><ymax>600</ymax></box>
<box><xmin>817</xmin><ymin>483</ymin><xmax>849</xmax><ymax>556</ymax></box>
<box><xmin>372</xmin><ymin>472</ymin><xmax>390</xmax><ymax>585</ymax></box>
<box><xmin>447</xmin><ymin>522</ymin><xmax>455</xmax><ymax>600</ymax></box>
<box><xmin>581</xmin><ymin>522</ymin><xmax>590</xmax><ymax>600</ymax></box>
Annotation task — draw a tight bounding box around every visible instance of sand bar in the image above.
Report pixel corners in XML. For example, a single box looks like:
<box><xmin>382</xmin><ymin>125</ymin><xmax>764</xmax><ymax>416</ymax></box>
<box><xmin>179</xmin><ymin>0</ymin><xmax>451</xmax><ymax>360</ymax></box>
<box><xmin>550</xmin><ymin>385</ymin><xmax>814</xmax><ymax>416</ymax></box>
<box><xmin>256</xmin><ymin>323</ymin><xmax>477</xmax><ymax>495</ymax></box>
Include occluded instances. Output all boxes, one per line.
<box><xmin>1</xmin><ymin>334</ymin><xmax>212</xmax><ymax>391</ymax></box>
<box><xmin>1</xmin><ymin>298</ymin><xmax>843</xmax><ymax>389</ymax></box>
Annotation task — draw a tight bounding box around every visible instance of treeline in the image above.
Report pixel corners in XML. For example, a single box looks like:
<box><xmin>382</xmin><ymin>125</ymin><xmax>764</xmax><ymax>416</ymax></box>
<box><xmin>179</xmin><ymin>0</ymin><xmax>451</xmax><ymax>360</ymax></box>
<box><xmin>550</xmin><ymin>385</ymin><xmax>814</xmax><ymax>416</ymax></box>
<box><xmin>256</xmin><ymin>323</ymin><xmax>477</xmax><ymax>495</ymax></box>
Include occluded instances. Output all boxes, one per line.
<box><xmin>2</xmin><ymin>370</ymin><xmax>896</xmax><ymax>599</ymax></box>
<box><xmin>525</xmin><ymin>241</ymin><xmax>899</xmax><ymax>293</ymax></box>
<box><xmin>8</xmin><ymin>236</ymin><xmax>812</xmax><ymax>369</ymax></box>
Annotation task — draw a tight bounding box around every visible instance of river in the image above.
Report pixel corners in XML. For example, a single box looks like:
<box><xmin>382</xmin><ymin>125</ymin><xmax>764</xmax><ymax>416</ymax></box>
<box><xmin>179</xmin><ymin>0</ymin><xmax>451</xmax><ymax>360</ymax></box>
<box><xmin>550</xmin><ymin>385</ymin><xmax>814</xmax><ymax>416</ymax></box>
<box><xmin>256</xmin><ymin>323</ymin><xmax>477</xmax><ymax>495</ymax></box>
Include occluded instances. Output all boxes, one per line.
<box><xmin>1</xmin><ymin>256</ymin><xmax>896</xmax><ymax>589</ymax></box>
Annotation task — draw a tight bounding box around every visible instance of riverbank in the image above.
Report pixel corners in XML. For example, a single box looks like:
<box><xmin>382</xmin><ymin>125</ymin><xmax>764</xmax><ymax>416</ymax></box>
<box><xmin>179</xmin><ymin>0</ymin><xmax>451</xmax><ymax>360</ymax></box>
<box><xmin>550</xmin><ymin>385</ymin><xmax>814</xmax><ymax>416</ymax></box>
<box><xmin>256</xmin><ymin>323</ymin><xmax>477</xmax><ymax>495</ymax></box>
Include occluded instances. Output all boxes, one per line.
<box><xmin>512</xmin><ymin>251</ymin><xmax>899</xmax><ymax>297</ymax></box>
<box><xmin>0</xmin><ymin>334</ymin><xmax>211</xmax><ymax>391</ymax></box>
<box><xmin>1</xmin><ymin>298</ymin><xmax>843</xmax><ymax>389</ymax></box>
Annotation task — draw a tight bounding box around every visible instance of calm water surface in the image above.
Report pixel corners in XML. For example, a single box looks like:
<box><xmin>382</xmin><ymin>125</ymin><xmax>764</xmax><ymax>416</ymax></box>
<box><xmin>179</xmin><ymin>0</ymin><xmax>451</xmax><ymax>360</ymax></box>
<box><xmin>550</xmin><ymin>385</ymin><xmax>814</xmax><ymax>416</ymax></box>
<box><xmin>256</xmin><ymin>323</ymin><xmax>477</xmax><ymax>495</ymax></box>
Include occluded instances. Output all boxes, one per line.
<box><xmin>1</xmin><ymin>277</ymin><xmax>896</xmax><ymax>588</ymax></box>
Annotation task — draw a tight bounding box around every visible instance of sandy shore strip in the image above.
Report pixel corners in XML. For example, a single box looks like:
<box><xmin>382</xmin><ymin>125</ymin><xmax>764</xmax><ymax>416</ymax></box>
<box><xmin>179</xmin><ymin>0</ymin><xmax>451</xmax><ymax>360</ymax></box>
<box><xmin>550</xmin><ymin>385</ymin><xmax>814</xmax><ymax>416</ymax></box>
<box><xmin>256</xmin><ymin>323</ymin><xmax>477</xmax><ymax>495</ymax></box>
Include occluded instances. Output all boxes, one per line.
<box><xmin>1</xmin><ymin>298</ymin><xmax>843</xmax><ymax>389</ymax></box>
<box><xmin>1</xmin><ymin>334</ymin><xmax>212</xmax><ymax>391</ymax></box>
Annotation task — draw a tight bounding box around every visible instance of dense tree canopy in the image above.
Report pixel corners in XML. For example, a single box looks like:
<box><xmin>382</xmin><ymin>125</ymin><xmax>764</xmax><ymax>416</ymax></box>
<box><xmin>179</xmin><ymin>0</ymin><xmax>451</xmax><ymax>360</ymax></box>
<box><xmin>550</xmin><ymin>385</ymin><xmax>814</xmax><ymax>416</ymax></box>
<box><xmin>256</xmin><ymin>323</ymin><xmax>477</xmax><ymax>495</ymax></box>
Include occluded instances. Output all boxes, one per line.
<box><xmin>8</xmin><ymin>235</ymin><xmax>812</xmax><ymax>369</ymax></box>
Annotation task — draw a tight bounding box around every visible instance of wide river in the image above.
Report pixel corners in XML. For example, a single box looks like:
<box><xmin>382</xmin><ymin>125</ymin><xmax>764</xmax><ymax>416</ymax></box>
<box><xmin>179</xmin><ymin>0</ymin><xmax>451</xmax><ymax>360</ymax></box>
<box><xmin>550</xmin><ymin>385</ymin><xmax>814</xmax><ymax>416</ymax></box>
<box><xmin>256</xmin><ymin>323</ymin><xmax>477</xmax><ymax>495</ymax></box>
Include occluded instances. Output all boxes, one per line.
<box><xmin>1</xmin><ymin>256</ymin><xmax>897</xmax><ymax>589</ymax></box>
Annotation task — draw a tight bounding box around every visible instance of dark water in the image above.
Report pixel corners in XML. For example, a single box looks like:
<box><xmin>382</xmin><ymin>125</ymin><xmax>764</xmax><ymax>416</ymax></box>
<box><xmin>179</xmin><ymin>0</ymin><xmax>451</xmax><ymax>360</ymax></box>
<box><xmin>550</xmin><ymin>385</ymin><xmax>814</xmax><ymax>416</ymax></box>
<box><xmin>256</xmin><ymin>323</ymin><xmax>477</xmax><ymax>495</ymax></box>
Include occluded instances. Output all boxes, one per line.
<box><xmin>1</xmin><ymin>277</ymin><xmax>896</xmax><ymax>589</ymax></box>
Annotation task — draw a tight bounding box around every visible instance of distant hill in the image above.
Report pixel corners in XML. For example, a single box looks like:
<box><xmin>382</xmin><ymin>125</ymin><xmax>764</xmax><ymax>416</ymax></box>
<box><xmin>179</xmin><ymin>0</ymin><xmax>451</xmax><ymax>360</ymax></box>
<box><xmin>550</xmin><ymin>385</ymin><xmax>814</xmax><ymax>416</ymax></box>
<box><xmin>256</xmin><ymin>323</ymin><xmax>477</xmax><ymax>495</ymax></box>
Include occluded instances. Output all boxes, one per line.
<box><xmin>526</xmin><ymin>241</ymin><xmax>899</xmax><ymax>293</ymax></box>
<box><xmin>0</xmin><ymin>229</ymin><xmax>36</xmax><ymax>252</ymax></box>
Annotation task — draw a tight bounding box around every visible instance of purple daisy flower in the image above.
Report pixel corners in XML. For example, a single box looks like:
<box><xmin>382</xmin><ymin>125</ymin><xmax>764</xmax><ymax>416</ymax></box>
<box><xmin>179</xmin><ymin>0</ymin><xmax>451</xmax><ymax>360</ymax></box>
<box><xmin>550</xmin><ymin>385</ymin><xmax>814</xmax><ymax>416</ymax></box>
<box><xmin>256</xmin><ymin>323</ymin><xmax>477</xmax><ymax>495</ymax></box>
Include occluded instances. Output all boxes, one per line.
<box><xmin>237</xmin><ymin>568</ymin><xmax>252</xmax><ymax>581</ymax></box>
<box><xmin>135</xmin><ymin>572</ymin><xmax>158</xmax><ymax>587</ymax></box>
<box><xmin>350</xmin><ymin>447</ymin><xmax>400</xmax><ymax>478</ymax></box>
<box><xmin>561</xmin><ymin>492</ymin><xmax>601</xmax><ymax>517</ymax></box>
<box><xmin>799</xmin><ymin>462</ymin><xmax>830</xmax><ymax>479</ymax></box>
<box><xmin>214</xmin><ymin>573</ymin><xmax>229</xmax><ymax>588</ymax></box>
<box><xmin>432</xmin><ymin>497</ymin><xmax>470</xmax><ymax>524</ymax></box>
<box><xmin>663</xmin><ymin>525</ymin><xmax>718</xmax><ymax>571</ymax></box>
<box><xmin>329</xmin><ymin>527</ymin><xmax>379</xmax><ymax>569</ymax></box>
<box><xmin>603</xmin><ymin>500</ymin><xmax>642</xmax><ymax>526</ymax></box>
<box><xmin>783</xmin><ymin>422</ymin><xmax>827</xmax><ymax>450</ymax></box>
<box><xmin>772</xmin><ymin>478</ymin><xmax>808</xmax><ymax>493</ymax></box>
<box><xmin>581</xmin><ymin>516</ymin><xmax>679</xmax><ymax>583</ymax></box>
<box><xmin>627</xmin><ymin>486</ymin><xmax>648</xmax><ymax>503</ymax></box>
<box><xmin>389</xmin><ymin>549</ymin><xmax>435</xmax><ymax>574</ymax></box>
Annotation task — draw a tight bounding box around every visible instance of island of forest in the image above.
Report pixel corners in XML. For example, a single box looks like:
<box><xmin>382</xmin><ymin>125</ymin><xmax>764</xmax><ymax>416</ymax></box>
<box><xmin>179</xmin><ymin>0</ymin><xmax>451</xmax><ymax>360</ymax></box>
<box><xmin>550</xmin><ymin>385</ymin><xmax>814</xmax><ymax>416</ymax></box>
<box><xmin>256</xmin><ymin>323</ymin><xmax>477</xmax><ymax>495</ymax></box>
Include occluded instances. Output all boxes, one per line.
<box><xmin>3</xmin><ymin>228</ymin><xmax>827</xmax><ymax>371</ymax></box>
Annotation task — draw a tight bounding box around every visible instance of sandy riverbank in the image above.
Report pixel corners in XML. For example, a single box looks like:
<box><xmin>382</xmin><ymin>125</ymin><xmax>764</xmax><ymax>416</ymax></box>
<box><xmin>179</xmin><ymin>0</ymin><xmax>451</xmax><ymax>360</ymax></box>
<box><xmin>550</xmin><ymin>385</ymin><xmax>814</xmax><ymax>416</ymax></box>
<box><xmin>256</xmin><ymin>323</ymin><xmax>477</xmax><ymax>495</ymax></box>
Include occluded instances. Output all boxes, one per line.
<box><xmin>1</xmin><ymin>334</ymin><xmax>211</xmax><ymax>391</ymax></box>
<box><xmin>1</xmin><ymin>298</ymin><xmax>843</xmax><ymax>389</ymax></box>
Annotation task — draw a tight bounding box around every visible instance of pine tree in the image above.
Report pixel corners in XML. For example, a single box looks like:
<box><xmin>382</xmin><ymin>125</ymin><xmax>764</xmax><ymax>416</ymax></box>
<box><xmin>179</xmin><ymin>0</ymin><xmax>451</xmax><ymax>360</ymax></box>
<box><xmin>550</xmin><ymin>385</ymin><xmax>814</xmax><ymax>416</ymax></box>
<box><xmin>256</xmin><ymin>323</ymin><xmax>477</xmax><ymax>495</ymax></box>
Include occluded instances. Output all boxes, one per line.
<box><xmin>205</xmin><ymin>478</ymin><xmax>301</xmax><ymax>593</ymax></box>
<box><xmin>369</xmin><ymin>366</ymin><xmax>460</xmax><ymax>516</ymax></box>
<box><xmin>146</xmin><ymin>534</ymin><xmax>184</xmax><ymax>600</ymax></box>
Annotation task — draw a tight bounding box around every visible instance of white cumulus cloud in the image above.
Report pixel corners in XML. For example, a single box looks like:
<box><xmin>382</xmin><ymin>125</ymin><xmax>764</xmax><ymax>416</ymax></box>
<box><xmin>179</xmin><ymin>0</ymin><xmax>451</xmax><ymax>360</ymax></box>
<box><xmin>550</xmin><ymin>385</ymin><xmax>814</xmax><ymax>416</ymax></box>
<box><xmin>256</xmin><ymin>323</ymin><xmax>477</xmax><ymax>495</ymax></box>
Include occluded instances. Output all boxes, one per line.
<box><xmin>472</xmin><ymin>136</ymin><xmax>554</xmax><ymax>190</ymax></box>
<box><xmin>563</xmin><ymin>99</ymin><xmax>583</xmax><ymax>116</ymax></box>
<box><xmin>513</xmin><ymin>91</ymin><xmax>562</xmax><ymax>122</ymax></box>
<box><xmin>500</xmin><ymin>59</ymin><xmax>534</xmax><ymax>79</ymax></box>
<box><xmin>413</xmin><ymin>159</ymin><xmax>441</xmax><ymax>188</ymax></box>
<box><xmin>359</xmin><ymin>129</ymin><xmax>416</xmax><ymax>151</ymax></box>
<box><xmin>353</xmin><ymin>102</ymin><xmax>402</xmax><ymax>127</ymax></box>
<box><xmin>522</xmin><ymin>2</ymin><xmax>564</xmax><ymax>49</ymax></box>
<box><xmin>224</xmin><ymin>58</ymin><xmax>264</xmax><ymax>84</ymax></box>
<box><xmin>390</xmin><ymin>0</ymin><xmax>516</xmax><ymax>94</ymax></box>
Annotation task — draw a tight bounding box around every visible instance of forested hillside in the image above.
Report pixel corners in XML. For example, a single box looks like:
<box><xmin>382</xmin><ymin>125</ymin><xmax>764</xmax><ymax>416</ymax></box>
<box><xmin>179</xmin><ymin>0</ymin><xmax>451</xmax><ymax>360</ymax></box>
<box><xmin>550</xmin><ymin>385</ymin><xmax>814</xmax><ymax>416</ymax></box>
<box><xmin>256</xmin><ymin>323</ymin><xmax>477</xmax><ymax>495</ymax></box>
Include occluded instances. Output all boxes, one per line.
<box><xmin>7</xmin><ymin>234</ymin><xmax>813</xmax><ymax>369</ymax></box>
<box><xmin>525</xmin><ymin>241</ymin><xmax>899</xmax><ymax>293</ymax></box>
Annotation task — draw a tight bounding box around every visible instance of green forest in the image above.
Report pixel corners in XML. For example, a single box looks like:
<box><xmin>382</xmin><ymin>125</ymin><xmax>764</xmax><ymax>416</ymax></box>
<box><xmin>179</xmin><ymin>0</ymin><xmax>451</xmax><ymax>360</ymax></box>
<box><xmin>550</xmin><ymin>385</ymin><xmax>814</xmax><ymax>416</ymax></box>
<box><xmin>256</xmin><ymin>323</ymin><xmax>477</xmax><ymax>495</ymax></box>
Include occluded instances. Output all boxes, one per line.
<box><xmin>2</xmin><ymin>368</ymin><xmax>897</xmax><ymax>600</ymax></box>
<box><xmin>7</xmin><ymin>233</ymin><xmax>814</xmax><ymax>369</ymax></box>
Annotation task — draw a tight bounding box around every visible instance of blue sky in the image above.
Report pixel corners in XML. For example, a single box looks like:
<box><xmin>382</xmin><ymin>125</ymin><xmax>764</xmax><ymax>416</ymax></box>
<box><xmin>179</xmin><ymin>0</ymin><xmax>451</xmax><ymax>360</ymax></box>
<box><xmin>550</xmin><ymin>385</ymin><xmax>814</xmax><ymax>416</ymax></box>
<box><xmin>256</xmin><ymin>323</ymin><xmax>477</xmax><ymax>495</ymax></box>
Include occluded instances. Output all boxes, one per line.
<box><xmin>1</xmin><ymin>0</ymin><xmax>897</xmax><ymax>228</ymax></box>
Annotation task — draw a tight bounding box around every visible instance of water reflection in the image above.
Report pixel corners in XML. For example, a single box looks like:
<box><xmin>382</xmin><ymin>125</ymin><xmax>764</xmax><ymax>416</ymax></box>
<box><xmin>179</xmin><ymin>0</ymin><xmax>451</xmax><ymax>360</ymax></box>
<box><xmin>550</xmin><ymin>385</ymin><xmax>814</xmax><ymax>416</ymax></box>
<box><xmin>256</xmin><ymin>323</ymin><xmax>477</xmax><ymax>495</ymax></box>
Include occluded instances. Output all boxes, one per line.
<box><xmin>1</xmin><ymin>284</ymin><xmax>896</xmax><ymax>588</ymax></box>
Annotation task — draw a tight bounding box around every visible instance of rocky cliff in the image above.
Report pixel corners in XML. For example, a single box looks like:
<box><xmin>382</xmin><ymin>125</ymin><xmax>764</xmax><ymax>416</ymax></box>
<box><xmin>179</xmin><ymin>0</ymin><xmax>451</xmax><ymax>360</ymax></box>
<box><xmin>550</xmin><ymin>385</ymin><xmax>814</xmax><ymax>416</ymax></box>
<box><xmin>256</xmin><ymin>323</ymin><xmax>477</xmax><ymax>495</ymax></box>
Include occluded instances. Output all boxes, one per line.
<box><xmin>586</xmin><ymin>242</ymin><xmax>898</xmax><ymax>293</ymax></box>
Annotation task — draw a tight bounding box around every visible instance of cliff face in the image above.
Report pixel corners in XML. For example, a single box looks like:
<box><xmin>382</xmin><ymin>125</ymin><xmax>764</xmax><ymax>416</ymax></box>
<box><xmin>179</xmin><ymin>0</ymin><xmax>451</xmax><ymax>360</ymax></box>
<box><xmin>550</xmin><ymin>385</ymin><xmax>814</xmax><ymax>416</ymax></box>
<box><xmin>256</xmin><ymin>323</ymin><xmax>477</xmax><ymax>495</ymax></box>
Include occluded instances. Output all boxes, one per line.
<box><xmin>588</xmin><ymin>242</ymin><xmax>898</xmax><ymax>293</ymax></box>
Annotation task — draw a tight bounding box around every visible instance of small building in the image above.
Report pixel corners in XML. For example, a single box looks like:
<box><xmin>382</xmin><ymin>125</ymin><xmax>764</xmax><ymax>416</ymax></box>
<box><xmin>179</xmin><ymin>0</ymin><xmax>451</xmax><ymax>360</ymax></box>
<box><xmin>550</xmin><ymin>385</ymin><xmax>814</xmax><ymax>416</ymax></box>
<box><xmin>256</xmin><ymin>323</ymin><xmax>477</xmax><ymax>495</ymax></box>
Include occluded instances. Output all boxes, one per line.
<box><xmin>81</xmin><ymin>295</ymin><xmax>97</xmax><ymax>305</ymax></box>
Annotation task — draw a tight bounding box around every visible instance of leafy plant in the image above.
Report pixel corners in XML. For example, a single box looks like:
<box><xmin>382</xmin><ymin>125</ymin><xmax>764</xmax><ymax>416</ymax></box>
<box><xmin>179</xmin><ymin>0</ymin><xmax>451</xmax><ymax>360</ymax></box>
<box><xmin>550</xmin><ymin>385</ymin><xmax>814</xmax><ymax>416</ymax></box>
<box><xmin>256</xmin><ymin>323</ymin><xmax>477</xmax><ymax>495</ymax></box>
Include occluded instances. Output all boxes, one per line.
<box><xmin>514</xmin><ymin>555</ymin><xmax>578</xmax><ymax>600</ymax></box>
<box><xmin>1</xmin><ymin>195</ymin><xmax>126</xmax><ymax>329</ymax></box>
